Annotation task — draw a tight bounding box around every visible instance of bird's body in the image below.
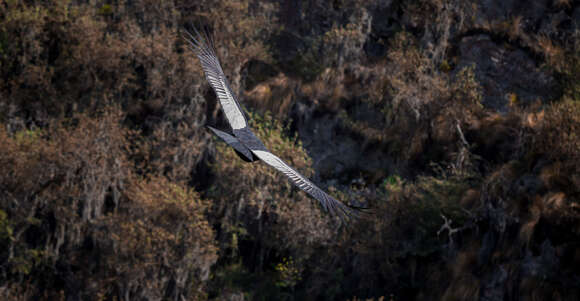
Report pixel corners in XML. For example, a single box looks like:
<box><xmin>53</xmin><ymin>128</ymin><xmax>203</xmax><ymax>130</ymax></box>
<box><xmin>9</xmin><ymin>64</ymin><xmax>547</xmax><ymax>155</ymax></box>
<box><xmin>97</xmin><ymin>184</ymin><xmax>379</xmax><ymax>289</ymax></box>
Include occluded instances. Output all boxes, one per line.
<box><xmin>232</xmin><ymin>127</ymin><xmax>268</xmax><ymax>154</ymax></box>
<box><xmin>184</xmin><ymin>28</ymin><xmax>356</xmax><ymax>221</ymax></box>
<box><xmin>206</xmin><ymin>126</ymin><xmax>257</xmax><ymax>162</ymax></box>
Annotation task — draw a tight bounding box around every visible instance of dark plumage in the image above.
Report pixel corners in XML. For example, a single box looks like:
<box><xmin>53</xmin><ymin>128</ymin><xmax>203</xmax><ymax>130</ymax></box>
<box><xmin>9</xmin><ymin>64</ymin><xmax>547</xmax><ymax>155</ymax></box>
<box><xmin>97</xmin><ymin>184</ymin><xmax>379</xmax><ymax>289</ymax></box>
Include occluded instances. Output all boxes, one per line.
<box><xmin>184</xmin><ymin>28</ymin><xmax>356</xmax><ymax>221</ymax></box>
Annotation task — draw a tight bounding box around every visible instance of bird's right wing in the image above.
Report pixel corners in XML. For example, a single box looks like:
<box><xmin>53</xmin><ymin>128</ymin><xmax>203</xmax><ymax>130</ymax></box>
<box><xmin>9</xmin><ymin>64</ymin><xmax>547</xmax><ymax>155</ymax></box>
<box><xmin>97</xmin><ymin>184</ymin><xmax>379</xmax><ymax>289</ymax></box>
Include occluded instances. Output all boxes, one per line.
<box><xmin>251</xmin><ymin>149</ymin><xmax>356</xmax><ymax>221</ymax></box>
<box><xmin>183</xmin><ymin>29</ymin><xmax>248</xmax><ymax>130</ymax></box>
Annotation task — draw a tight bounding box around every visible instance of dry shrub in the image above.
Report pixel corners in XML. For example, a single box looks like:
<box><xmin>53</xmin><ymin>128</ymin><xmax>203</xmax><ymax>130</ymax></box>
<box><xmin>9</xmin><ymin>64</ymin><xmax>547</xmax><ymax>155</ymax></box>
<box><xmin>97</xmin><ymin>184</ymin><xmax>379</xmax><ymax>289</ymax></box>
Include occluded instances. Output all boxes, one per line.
<box><xmin>536</xmin><ymin>35</ymin><xmax>567</xmax><ymax>71</ymax></box>
<box><xmin>0</xmin><ymin>0</ymin><xmax>208</xmax><ymax>154</ymax></box>
<box><xmin>267</xmin><ymin>5</ymin><xmax>371</xmax><ymax>114</ymax></box>
<box><xmin>340</xmin><ymin>1</ymin><xmax>479</xmax><ymax>172</ymax></box>
<box><xmin>132</xmin><ymin>118</ymin><xmax>207</xmax><ymax>182</ymax></box>
<box><xmin>180</xmin><ymin>0</ymin><xmax>275</xmax><ymax>94</ymax></box>
<box><xmin>377</xmin><ymin>31</ymin><xmax>486</xmax><ymax>171</ymax></box>
<box><xmin>0</xmin><ymin>108</ymin><xmax>128</xmax><ymax>296</ymax></box>
<box><xmin>94</xmin><ymin>176</ymin><xmax>217</xmax><ymax>300</ymax></box>
<box><xmin>320</xmin><ymin>12</ymin><xmax>371</xmax><ymax>69</ymax></box>
<box><xmin>0</xmin><ymin>108</ymin><xmax>218</xmax><ymax>299</ymax></box>
<box><xmin>0</xmin><ymin>108</ymin><xmax>127</xmax><ymax>240</ymax></box>
<box><xmin>244</xmin><ymin>74</ymin><xmax>296</xmax><ymax>118</ymax></box>
<box><xmin>553</xmin><ymin>0</ymin><xmax>572</xmax><ymax>8</ymax></box>
<box><xmin>298</xmin><ymin>67</ymin><xmax>346</xmax><ymax>111</ymax></box>
<box><xmin>385</xmin><ymin>32</ymin><xmax>482</xmax><ymax>123</ymax></box>
<box><xmin>403</xmin><ymin>0</ymin><xmax>475</xmax><ymax>57</ymax></box>
<box><xmin>534</xmin><ymin>26</ymin><xmax>580</xmax><ymax>100</ymax></box>
<box><xmin>386</xmin><ymin>31</ymin><xmax>449</xmax><ymax>120</ymax></box>
<box><xmin>0</xmin><ymin>0</ymin><xmax>251</xmax><ymax>185</ymax></box>
<box><xmin>1</xmin><ymin>2</ymin><xmax>122</xmax><ymax>116</ymax></box>
<box><xmin>534</xmin><ymin>100</ymin><xmax>580</xmax><ymax>174</ymax></box>
<box><xmin>440</xmin><ymin>274</ymin><xmax>480</xmax><ymax>301</ymax></box>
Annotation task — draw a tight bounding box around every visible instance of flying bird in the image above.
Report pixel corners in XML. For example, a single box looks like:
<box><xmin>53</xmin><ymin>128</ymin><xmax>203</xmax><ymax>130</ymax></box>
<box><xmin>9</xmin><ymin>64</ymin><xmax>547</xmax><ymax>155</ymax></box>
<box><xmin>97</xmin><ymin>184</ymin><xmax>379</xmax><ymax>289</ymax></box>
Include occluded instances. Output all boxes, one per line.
<box><xmin>184</xmin><ymin>28</ymin><xmax>356</xmax><ymax>221</ymax></box>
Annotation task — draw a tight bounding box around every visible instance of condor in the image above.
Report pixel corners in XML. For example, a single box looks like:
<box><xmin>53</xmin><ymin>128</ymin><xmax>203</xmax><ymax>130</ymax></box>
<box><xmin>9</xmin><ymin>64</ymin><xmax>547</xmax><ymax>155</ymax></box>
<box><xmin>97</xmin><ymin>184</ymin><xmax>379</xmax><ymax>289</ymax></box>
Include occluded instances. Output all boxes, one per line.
<box><xmin>184</xmin><ymin>28</ymin><xmax>356</xmax><ymax>221</ymax></box>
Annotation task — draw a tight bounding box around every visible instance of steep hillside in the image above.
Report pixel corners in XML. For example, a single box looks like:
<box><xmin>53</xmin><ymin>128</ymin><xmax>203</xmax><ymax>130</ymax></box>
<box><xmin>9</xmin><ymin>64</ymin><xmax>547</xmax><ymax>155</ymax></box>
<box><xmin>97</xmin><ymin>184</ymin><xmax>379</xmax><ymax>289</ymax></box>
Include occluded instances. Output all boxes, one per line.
<box><xmin>0</xmin><ymin>0</ymin><xmax>579</xmax><ymax>300</ymax></box>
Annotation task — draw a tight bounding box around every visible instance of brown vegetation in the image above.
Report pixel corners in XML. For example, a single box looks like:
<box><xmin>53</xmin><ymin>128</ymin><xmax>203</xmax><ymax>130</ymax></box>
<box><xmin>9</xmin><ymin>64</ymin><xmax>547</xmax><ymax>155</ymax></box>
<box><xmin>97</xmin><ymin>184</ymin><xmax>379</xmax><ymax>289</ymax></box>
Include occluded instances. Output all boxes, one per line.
<box><xmin>0</xmin><ymin>0</ymin><xmax>579</xmax><ymax>300</ymax></box>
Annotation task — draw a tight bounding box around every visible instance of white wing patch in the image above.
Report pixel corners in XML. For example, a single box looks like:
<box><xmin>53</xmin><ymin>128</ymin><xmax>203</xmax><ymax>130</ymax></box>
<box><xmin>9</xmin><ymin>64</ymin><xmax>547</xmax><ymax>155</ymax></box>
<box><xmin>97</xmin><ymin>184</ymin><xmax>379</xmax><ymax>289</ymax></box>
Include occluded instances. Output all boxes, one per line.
<box><xmin>202</xmin><ymin>68</ymin><xmax>247</xmax><ymax>130</ymax></box>
<box><xmin>252</xmin><ymin>150</ymin><xmax>354</xmax><ymax>219</ymax></box>
<box><xmin>252</xmin><ymin>150</ymin><xmax>315</xmax><ymax>191</ymax></box>
<box><xmin>220</xmin><ymin>78</ymin><xmax>246</xmax><ymax>130</ymax></box>
<box><xmin>184</xmin><ymin>30</ymin><xmax>248</xmax><ymax>130</ymax></box>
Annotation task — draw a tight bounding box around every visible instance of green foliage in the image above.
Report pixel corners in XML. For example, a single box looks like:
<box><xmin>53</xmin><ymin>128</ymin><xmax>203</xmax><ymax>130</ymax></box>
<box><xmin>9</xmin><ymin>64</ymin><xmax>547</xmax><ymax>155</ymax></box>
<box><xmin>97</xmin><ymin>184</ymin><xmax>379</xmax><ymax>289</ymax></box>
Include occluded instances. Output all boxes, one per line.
<box><xmin>383</xmin><ymin>174</ymin><xmax>402</xmax><ymax>188</ymax></box>
<box><xmin>10</xmin><ymin>249</ymin><xmax>47</xmax><ymax>276</ymax></box>
<box><xmin>439</xmin><ymin>60</ymin><xmax>452</xmax><ymax>72</ymax></box>
<box><xmin>286</xmin><ymin>46</ymin><xmax>325</xmax><ymax>82</ymax></box>
<box><xmin>453</xmin><ymin>64</ymin><xmax>483</xmax><ymax>105</ymax></box>
<box><xmin>380</xmin><ymin>174</ymin><xmax>471</xmax><ymax>255</ymax></box>
<box><xmin>14</xmin><ymin>129</ymin><xmax>41</xmax><ymax>144</ymax></box>
<box><xmin>210</xmin><ymin>261</ymin><xmax>296</xmax><ymax>301</ymax></box>
<box><xmin>275</xmin><ymin>257</ymin><xmax>302</xmax><ymax>288</ymax></box>
<box><xmin>98</xmin><ymin>4</ymin><xmax>113</xmax><ymax>16</ymax></box>
<box><xmin>0</xmin><ymin>210</ymin><xmax>14</xmax><ymax>241</ymax></box>
<box><xmin>211</xmin><ymin>262</ymin><xmax>253</xmax><ymax>293</ymax></box>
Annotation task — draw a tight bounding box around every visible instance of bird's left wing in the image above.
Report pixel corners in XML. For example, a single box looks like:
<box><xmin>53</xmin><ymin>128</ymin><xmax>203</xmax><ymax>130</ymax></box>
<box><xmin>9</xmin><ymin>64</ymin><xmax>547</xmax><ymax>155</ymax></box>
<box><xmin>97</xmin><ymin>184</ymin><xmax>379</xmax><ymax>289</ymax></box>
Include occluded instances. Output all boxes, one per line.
<box><xmin>251</xmin><ymin>149</ymin><xmax>356</xmax><ymax>221</ymax></box>
<box><xmin>206</xmin><ymin>126</ymin><xmax>254</xmax><ymax>161</ymax></box>
<box><xmin>183</xmin><ymin>29</ymin><xmax>248</xmax><ymax>130</ymax></box>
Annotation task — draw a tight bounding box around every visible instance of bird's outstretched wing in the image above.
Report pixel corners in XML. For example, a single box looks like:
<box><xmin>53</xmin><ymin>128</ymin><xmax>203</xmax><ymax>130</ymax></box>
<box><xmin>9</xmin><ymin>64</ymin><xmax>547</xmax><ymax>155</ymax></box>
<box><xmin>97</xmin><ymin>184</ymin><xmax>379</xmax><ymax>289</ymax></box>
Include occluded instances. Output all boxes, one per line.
<box><xmin>206</xmin><ymin>126</ymin><xmax>254</xmax><ymax>161</ymax></box>
<box><xmin>183</xmin><ymin>29</ymin><xmax>248</xmax><ymax>130</ymax></box>
<box><xmin>251</xmin><ymin>149</ymin><xmax>357</xmax><ymax>221</ymax></box>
